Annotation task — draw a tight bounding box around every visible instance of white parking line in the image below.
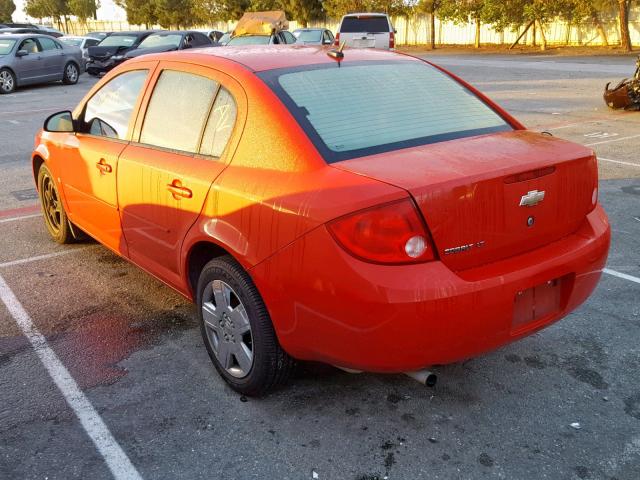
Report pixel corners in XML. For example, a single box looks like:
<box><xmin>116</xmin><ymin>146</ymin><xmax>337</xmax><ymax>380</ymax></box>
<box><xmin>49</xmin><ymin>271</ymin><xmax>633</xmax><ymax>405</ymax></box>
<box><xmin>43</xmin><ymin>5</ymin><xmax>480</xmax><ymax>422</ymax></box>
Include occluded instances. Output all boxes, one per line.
<box><xmin>0</xmin><ymin>248</ymin><xmax>91</xmax><ymax>268</ymax></box>
<box><xmin>585</xmin><ymin>133</ymin><xmax>640</xmax><ymax>147</ymax></box>
<box><xmin>603</xmin><ymin>268</ymin><xmax>640</xmax><ymax>285</ymax></box>
<box><xmin>598</xmin><ymin>157</ymin><xmax>640</xmax><ymax>168</ymax></box>
<box><xmin>0</xmin><ymin>213</ymin><xmax>42</xmax><ymax>223</ymax></box>
<box><xmin>0</xmin><ymin>273</ymin><xmax>143</xmax><ymax>480</ymax></box>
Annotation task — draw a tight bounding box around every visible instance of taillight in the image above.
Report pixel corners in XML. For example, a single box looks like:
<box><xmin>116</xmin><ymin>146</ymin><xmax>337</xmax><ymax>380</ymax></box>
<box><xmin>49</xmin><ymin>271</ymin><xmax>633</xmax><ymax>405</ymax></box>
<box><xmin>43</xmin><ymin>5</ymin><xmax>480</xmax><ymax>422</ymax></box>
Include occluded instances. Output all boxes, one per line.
<box><xmin>327</xmin><ymin>198</ymin><xmax>435</xmax><ymax>264</ymax></box>
<box><xmin>389</xmin><ymin>31</ymin><xmax>395</xmax><ymax>49</ymax></box>
<box><xmin>334</xmin><ymin>32</ymin><xmax>340</xmax><ymax>46</ymax></box>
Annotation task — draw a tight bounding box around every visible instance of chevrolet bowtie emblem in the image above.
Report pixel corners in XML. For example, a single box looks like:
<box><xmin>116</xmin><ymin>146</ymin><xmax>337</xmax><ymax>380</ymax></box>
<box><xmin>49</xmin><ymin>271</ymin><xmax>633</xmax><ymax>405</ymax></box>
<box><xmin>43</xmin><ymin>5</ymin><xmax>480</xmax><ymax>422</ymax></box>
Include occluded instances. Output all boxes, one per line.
<box><xmin>519</xmin><ymin>190</ymin><xmax>545</xmax><ymax>207</ymax></box>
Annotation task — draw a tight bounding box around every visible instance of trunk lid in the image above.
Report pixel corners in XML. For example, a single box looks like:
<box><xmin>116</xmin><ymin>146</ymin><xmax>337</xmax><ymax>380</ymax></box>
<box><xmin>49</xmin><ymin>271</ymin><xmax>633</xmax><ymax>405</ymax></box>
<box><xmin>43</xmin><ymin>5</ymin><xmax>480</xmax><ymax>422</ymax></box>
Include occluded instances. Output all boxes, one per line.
<box><xmin>332</xmin><ymin>131</ymin><xmax>598</xmax><ymax>271</ymax></box>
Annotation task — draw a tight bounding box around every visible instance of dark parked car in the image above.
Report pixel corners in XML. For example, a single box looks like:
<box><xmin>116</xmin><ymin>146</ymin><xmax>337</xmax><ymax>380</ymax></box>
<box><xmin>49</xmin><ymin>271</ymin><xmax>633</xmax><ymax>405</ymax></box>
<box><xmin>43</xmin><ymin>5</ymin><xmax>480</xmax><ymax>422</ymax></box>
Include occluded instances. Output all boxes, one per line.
<box><xmin>123</xmin><ymin>31</ymin><xmax>213</xmax><ymax>60</ymax></box>
<box><xmin>226</xmin><ymin>30</ymin><xmax>296</xmax><ymax>46</ymax></box>
<box><xmin>0</xmin><ymin>34</ymin><xmax>83</xmax><ymax>94</ymax></box>
<box><xmin>292</xmin><ymin>28</ymin><xmax>334</xmax><ymax>46</ymax></box>
<box><xmin>0</xmin><ymin>27</ymin><xmax>63</xmax><ymax>38</ymax></box>
<box><xmin>85</xmin><ymin>30</ymin><xmax>156</xmax><ymax>76</ymax></box>
<box><xmin>85</xmin><ymin>31</ymin><xmax>113</xmax><ymax>40</ymax></box>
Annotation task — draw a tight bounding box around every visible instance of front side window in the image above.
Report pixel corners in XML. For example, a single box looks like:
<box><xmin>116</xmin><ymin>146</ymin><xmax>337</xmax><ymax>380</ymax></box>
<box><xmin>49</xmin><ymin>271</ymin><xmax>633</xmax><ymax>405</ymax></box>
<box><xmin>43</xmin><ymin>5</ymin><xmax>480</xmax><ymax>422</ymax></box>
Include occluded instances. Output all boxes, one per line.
<box><xmin>19</xmin><ymin>38</ymin><xmax>40</xmax><ymax>53</ymax></box>
<box><xmin>259</xmin><ymin>61</ymin><xmax>512</xmax><ymax>163</ymax></box>
<box><xmin>200</xmin><ymin>88</ymin><xmax>237</xmax><ymax>158</ymax></box>
<box><xmin>83</xmin><ymin>69</ymin><xmax>148</xmax><ymax>140</ymax></box>
<box><xmin>140</xmin><ymin>70</ymin><xmax>218</xmax><ymax>154</ymax></box>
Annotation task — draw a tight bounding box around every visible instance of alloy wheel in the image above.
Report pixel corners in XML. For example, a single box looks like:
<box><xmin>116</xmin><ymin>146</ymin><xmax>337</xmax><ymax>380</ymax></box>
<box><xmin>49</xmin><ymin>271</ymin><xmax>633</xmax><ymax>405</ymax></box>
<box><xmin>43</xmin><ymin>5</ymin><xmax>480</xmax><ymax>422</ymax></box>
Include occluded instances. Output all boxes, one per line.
<box><xmin>66</xmin><ymin>64</ymin><xmax>78</xmax><ymax>83</ymax></box>
<box><xmin>0</xmin><ymin>71</ymin><xmax>14</xmax><ymax>92</ymax></box>
<box><xmin>201</xmin><ymin>280</ymin><xmax>254</xmax><ymax>378</ymax></box>
<box><xmin>41</xmin><ymin>174</ymin><xmax>62</xmax><ymax>233</ymax></box>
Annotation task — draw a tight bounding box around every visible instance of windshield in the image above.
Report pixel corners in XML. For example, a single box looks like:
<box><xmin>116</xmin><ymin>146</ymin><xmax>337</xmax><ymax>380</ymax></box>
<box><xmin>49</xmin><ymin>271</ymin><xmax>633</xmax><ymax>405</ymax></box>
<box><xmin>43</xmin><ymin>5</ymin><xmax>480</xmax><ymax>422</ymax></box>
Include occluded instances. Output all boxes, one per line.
<box><xmin>340</xmin><ymin>16</ymin><xmax>390</xmax><ymax>33</ymax></box>
<box><xmin>0</xmin><ymin>38</ymin><xmax>16</xmax><ymax>55</ymax></box>
<box><xmin>259</xmin><ymin>61</ymin><xmax>512</xmax><ymax>163</ymax></box>
<box><xmin>294</xmin><ymin>30</ymin><xmax>322</xmax><ymax>42</ymax></box>
<box><xmin>60</xmin><ymin>38</ymin><xmax>83</xmax><ymax>47</ymax></box>
<box><xmin>138</xmin><ymin>33</ymin><xmax>182</xmax><ymax>49</ymax></box>
<box><xmin>227</xmin><ymin>35</ymin><xmax>271</xmax><ymax>46</ymax></box>
<box><xmin>98</xmin><ymin>35</ymin><xmax>138</xmax><ymax>47</ymax></box>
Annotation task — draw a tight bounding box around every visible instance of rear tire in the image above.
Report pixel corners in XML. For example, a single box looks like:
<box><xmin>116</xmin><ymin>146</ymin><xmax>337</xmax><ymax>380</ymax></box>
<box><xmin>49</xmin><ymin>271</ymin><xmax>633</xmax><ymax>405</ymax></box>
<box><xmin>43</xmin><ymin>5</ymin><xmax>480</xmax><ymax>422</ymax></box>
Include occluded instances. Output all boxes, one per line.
<box><xmin>197</xmin><ymin>255</ymin><xmax>295</xmax><ymax>396</ymax></box>
<box><xmin>0</xmin><ymin>68</ymin><xmax>16</xmax><ymax>94</ymax></box>
<box><xmin>37</xmin><ymin>164</ymin><xmax>74</xmax><ymax>244</ymax></box>
<box><xmin>62</xmin><ymin>62</ymin><xmax>79</xmax><ymax>85</ymax></box>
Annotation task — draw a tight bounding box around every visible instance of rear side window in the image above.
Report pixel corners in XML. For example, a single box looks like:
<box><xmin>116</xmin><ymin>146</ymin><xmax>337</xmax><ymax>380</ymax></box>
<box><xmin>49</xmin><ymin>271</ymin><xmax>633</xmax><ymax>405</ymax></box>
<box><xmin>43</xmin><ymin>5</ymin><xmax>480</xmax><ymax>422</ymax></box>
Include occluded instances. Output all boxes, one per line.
<box><xmin>340</xmin><ymin>16</ymin><xmax>390</xmax><ymax>33</ymax></box>
<box><xmin>83</xmin><ymin>69</ymin><xmax>148</xmax><ymax>140</ymax></box>
<box><xmin>39</xmin><ymin>37</ymin><xmax>59</xmax><ymax>50</ymax></box>
<box><xmin>140</xmin><ymin>70</ymin><xmax>218</xmax><ymax>154</ymax></box>
<box><xmin>259</xmin><ymin>61</ymin><xmax>511</xmax><ymax>163</ymax></box>
<box><xmin>200</xmin><ymin>88</ymin><xmax>237</xmax><ymax>158</ymax></box>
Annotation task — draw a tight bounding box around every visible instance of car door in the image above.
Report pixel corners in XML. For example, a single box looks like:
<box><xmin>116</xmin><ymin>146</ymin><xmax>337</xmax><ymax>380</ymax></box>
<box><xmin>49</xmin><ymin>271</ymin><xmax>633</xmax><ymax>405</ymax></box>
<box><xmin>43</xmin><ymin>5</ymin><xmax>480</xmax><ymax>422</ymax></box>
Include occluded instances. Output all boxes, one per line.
<box><xmin>38</xmin><ymin>36</ymin><xmax>65</xmax><ymax>79</ymax></box>
<box><xmin>59</xmin><ymin>66</ymin><xmax>154</xmax><ymax>254</ymax></box>
<box><xmin>12</xmin><ymin>37</ymin><xmax>44</xmax><ymax>81</ymax></box>
<box><xmin>117</xmin><ymin>62</ymin><xmax>241</xmax><ymax>288</ymax></box>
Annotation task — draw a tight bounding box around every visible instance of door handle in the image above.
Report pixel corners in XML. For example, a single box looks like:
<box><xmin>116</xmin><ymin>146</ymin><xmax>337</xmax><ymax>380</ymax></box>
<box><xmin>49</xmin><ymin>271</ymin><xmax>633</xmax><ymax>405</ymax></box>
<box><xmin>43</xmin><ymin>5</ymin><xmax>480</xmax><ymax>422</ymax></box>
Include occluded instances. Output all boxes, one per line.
<box><xmin>96</xmin><ymin>159</ymin><xmax>112</xmax><ymax>174</ymax></box>
<box><xmin>167</xmin><ymin>180</ymin><xmax>192</xmax><ymax>199</ymax></box>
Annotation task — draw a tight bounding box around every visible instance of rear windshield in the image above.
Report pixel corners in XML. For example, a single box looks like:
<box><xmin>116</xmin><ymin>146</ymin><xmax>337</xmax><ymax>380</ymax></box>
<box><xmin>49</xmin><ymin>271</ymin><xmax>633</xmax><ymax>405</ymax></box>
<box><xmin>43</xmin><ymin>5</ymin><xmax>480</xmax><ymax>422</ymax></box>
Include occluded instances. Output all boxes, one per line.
<box><xmin>340</xmin><ymin>16</ymin><xmax>390</xmax><ymax>33</ymax></box>
<box><xmin>259</xmin><ymin>61</ymin><xmax>512</xmax><ymax>163</ymax></box>
<box><xmin>60</xmin><ymin>37</ymin><xmax>82</xmax><ymax>47</ymax></box>
<box><xmin>227</xmin><ymin>35</ymin><xmax>270</xmax><ymax>46</ymax></box>
<box><xmin>294</xmin><ymin>30</ymin><xmax>322</xmax><ymax>42</ymax></box>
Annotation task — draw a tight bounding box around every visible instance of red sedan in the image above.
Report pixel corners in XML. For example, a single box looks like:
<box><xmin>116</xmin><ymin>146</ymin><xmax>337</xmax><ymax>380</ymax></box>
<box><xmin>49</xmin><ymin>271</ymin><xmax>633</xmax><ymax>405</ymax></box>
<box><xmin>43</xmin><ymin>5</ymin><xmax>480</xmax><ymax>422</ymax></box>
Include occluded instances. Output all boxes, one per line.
<box><xmin>33</xmin><ymin>46</ymin><xmax>610</xmax><ymax>395</ymax></box>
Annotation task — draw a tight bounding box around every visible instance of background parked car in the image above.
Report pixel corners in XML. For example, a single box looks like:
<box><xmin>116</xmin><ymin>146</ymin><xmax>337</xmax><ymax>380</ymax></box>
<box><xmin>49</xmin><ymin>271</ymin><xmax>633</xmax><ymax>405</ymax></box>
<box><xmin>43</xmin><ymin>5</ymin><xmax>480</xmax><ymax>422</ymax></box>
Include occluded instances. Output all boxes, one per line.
<box><xmin>335</xmin><ymin>13</ymin><xmax>396</xmax><ymax>50</ymax></box>
<box><xmin>226</xmin><ymin>10</ymin><xmax>297</xmax><ymax>46</ymax></box>
<box><xmin>123</xmin><ymin>31</ymin><xmax>213</xmax><ymax>60</ymax></box>
<box><xmin>60</xmin><ymin>36</ymin><xmax>101</xmax><ymax>69</ymax></box>
<box><xmin>218</xmin><ymin>31</ymin><xmax>232</xmax><ymax>45</ymax></box>
<box><xmin>292</xmin><ymin>28</ymin><xmax>334</xmax><ymax>46</ymax></box>
<box><xmin>0</xmin><ymin>27</ymin><xmax>64</xmax><ymax>38</ymax></box>
<box><xmin>85</xmin><ymin>31</ymin><xmax>112</xmax><ymax>40</ymax></box>
<box><xmin>196</xmin><ymin>29</ymin><xmax>225</xmax><ymax>43</ymax></box>
<box><xmin>85</xmin><ymin>30</ymin><xmax>157</xmax><ymax>76</ymax></box>
<box><xmin>0</xmin><ymin>34</ymin><xmax>83</xmax><ymax>94</ymax></box>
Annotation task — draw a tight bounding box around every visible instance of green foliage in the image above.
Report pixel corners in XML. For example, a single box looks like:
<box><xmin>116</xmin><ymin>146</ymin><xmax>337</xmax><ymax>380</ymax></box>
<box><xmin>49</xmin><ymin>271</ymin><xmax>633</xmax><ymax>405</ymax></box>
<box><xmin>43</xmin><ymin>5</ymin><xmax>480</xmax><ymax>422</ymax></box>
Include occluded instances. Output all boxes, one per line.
<box><xmin>114</xmin><ymin>0</ymin><xmax>158</xmax><ymax>26</ymax></box>
<box><xmin>247</xmin><ymin>0</ymin><xmax>324</xmax><ymax>26</ymax></box>
<box><xmin>155</xmin><ymin>0</ymin><xmax>195</xmax><ymax>27</ymax></box>
<box><xmin>24</xmin><ymin>0</ymin><xmax>69</xmax><ymax>20</ymax></box>
<box><xmin>0</xmin><ymin>0</ymin><xmax>16</xmax><ymax>23</ymax></box>
<box><xmin>67</xmin><ymin>0</ymin><xmax>98</xmax><ymax>21</ymax></box>
<box><xmin>323</xmin><ymin>0</ymin><xmax>408</xmax><ymax>19</ymax></box>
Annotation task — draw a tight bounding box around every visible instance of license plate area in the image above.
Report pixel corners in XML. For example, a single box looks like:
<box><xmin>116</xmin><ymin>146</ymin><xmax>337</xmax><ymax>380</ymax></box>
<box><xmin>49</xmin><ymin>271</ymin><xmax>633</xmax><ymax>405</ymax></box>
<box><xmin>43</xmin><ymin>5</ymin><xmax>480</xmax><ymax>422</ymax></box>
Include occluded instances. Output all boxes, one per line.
<box><xmin>512</xmin><ymin>277</ymin><xmax>566</xmax><ymax>332</ymax></box>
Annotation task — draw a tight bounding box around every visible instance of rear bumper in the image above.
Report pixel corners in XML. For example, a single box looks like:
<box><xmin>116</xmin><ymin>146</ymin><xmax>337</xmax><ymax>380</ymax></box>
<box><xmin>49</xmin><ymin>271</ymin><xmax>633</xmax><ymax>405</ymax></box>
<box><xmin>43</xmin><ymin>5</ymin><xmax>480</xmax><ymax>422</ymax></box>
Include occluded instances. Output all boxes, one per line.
<box><xmin>250</xmin><ymin>205</ymin><xmax>610</xmax><ymax>372</ymax></box>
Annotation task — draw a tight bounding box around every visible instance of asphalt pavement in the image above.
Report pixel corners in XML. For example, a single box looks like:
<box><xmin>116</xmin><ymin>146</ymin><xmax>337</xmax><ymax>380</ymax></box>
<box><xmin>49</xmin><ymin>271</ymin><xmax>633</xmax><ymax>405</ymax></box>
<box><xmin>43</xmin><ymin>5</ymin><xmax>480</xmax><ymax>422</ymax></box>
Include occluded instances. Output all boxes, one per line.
<box><xmin>0</xmin><ymin>54</ymin><xmax>639</xmax><ymax>480</ymax></box>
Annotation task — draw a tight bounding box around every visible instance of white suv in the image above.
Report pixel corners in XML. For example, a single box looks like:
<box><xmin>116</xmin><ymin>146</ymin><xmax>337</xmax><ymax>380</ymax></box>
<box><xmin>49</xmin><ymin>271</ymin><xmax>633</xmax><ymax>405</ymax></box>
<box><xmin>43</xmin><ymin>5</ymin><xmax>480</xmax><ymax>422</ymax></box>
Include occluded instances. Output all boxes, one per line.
<box><xmin>334</xmin><ymin>13</ymin><xmax>395</xmax><ymax>50</ymax></box>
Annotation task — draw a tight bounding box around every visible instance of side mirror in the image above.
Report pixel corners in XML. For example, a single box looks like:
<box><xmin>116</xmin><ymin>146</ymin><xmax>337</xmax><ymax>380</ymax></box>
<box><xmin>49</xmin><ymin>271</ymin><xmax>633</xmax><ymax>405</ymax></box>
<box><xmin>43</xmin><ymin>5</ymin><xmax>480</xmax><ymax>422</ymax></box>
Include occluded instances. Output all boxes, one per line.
<box><xmin>16</xmin><ymin>49</ymin><xmax>28</xmax><ymax>57</ymax></box>
<box><xmin>44</xmin><ymin>111</ymin><xmax>75</xmax><ymax>133</ymax></box>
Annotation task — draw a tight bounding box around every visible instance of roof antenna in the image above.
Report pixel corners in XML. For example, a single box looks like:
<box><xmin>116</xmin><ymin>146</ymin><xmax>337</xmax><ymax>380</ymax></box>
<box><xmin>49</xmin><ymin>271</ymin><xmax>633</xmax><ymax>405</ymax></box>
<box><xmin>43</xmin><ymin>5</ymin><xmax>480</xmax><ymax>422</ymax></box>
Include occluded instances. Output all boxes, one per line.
<box><xmin>327</xmin><ymin>41</ymin><xmax>345</xmax><ymax>66</ymax></box>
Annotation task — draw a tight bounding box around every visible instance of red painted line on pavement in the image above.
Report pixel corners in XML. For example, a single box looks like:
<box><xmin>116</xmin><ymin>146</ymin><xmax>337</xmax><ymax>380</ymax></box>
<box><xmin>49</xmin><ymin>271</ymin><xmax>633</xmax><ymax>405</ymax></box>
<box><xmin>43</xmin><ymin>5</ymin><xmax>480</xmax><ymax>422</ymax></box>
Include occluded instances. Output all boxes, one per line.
<box><xmin>0</xmin><ymin>204</ymin><xmax>40</xmax><ymax>219</ymax></box>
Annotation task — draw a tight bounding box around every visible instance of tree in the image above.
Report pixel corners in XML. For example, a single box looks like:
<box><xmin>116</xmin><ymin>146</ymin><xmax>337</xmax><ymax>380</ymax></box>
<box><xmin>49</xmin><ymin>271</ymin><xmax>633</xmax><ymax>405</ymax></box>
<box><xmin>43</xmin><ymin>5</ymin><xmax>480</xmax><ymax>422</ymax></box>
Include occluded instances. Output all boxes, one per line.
<box><xmin>0</xmin><ymin>0</ymin><xmax>16</xmax><ymax>23</ymax></box>
<box><xmin>439</xmin><ymin>0</ymin><xmax>487</xmax><ymax>48</ymax></box>
<box><xmin>114</xmin><ymin>0</ymin><xmax>158</xmax><ymax>27</ymax></box>
<box><xmin>24</xmin><ymin>0</ymin><xmax>69</xmax><ymax>28</ymax></box>
<box><xmin>155</xmin><ymin>0</ymin><xmax>195</xmax><ymax>28</ymax></box>
<box><xmin>617</xmin><ymin>0</ymin><xmax>632</xmax><ymax>51</ymax></box>
<box><xmin>68</xmin><ymin>0</ymin><xmax>98</xmax><ymax>22</ymax></box>
<box><xmin>418</xmin><ymin>0</ymin><xmax>442</xmax><ymax>49</ymax></box>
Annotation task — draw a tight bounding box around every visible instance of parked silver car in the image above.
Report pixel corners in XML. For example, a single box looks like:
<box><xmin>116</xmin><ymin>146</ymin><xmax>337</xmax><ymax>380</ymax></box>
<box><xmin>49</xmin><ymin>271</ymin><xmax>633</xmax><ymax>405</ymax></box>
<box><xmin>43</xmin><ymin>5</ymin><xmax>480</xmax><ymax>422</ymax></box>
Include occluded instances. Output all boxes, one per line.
<box><xmin>60</xmin><ymin>35</ymin><xmax>101</xmax><ymax>68</ymax></box>
<box><xmin>335</xmin><ymin>13</ymin><xmax>396</xmax><ymax>50</ymax></box>
<box><xmin>292</xmin><ymin>28</ymin><xmax>334</xmax><ymax>46</ymax></box>
<box><xmin>0</xmin><ymin>34</ymin><xmax>83</xmax><ymax>94</ymax></box>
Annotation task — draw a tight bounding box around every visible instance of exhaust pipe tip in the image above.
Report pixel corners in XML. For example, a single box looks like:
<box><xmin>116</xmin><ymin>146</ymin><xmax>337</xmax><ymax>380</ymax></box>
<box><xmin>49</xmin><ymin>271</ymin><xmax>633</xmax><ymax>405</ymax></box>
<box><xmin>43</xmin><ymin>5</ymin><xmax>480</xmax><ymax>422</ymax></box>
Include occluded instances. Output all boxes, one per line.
<box><xmin>405</xmin><ymin>369</ymin><xmax>437</xmax><ymax>387</ymax></box>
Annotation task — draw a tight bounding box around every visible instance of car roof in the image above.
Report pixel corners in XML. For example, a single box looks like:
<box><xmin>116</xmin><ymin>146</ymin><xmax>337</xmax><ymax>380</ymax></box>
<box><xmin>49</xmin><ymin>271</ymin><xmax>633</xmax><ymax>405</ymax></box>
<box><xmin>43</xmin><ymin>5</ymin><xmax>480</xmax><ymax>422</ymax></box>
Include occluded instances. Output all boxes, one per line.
<box><xmin>342</xmin><ymin>13</ymin><xmax>389</xmax><ymax>17</ymax></box>
<box><xmin>0</xmin><ymin>33</ymin><xmax>49</xmax><ymax>39</ymax></box>
<box><xmin>111</xmin><ymin>30</ymin><xmax>157</xmax><ymax>36</ymax></box>
<box><xmin>293</xmin><ymin>28</ymin><xmax>325</xmax><ymax>31</ymax></box>
<box><xmin>134</xmin><ymin>45</ymin><xmax>419</xmax><ymax>72</ymax></box>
